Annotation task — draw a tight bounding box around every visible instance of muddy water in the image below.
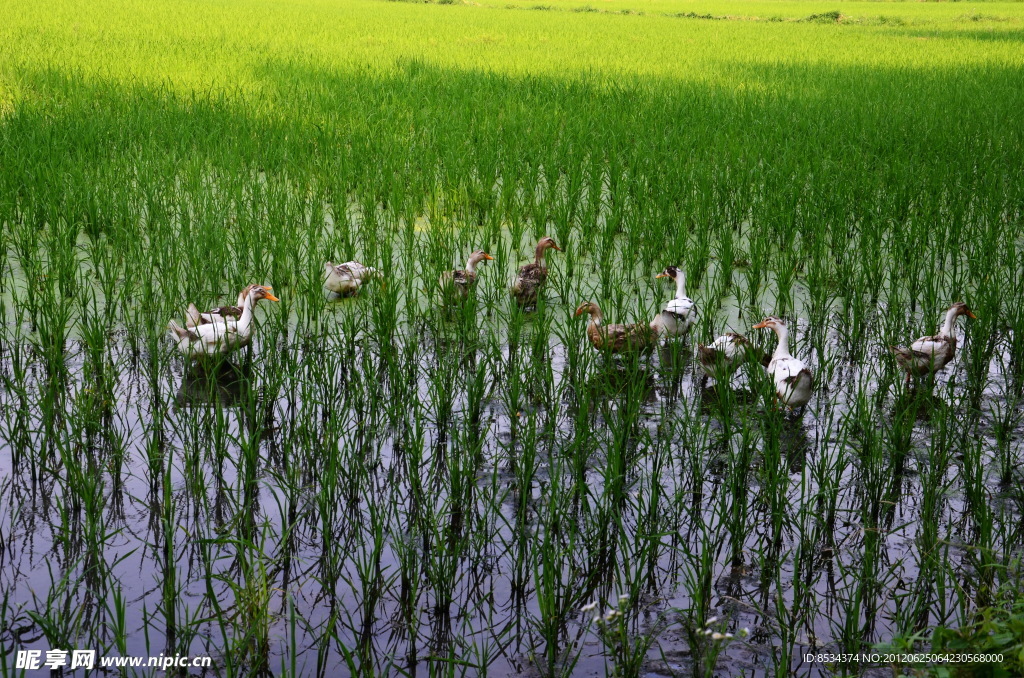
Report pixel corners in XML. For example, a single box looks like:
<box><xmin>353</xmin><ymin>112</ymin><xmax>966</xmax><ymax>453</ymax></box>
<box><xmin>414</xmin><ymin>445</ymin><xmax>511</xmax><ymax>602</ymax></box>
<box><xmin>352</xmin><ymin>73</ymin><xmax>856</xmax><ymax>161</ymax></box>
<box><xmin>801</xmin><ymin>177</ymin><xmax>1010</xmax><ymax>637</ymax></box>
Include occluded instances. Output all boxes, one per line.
<box><xmin>0</xmin><ymin>268</ymin><xmax>1019</xmax><ymax>677</ymax></box>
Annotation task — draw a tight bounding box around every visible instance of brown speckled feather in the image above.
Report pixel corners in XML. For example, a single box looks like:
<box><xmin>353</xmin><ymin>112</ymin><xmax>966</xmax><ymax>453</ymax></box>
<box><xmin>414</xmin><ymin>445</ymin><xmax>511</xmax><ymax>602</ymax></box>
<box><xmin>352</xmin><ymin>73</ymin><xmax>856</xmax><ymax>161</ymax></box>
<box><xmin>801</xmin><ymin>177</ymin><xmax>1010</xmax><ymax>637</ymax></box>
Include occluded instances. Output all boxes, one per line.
<box><xmin>512</xmin><ymin>263</ymin><xmax>547</xmax><ymax>306</ymax></box>
<box><xmin>587</xmin><ymin>321</ymin><xmax>657</xmax><ymax>354</ymax></box>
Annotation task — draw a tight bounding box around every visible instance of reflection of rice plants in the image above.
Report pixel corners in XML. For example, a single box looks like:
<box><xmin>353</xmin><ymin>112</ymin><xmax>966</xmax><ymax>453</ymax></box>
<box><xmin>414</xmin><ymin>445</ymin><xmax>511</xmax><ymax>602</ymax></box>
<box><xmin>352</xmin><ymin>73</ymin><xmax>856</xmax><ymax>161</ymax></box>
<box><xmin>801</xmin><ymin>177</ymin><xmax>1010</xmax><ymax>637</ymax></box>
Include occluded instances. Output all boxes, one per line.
<box><xmin>1</xmin><ymin>0</ymin><xmax>1023</xmax><ymax>674</ymax></box>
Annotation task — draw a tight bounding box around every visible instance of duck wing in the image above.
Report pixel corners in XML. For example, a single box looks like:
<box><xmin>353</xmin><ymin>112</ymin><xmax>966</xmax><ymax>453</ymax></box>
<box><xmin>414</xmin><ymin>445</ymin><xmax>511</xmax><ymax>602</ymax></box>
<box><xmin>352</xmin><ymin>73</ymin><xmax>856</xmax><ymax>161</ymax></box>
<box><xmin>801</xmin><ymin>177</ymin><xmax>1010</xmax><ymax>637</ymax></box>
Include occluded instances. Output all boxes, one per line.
<box><xmin>909</xmin><ymin>334</ymin><xmax>955</xmax><ymax>357</ymax></box>
<box><xmin>664</xmin><ymin>297</ymin><xmax>695</xmax><ymax>319</ymax></box>
<box><xmin>512</xmin><ymin>263</ymin><xmax>547</xmax><ymax>303</ymax></box>
<box><xmin>769</xmin><ymin>356</ymin><xmax>808</xmax><ymax>382</ymax></box>
<box><xmin>452</xmin><ymin>269</ymin><xmax>476</xmax><ymax>287</ymax></box>
<box><xmin>599</xmin><ymin>322</ymin><xmax>656</xmax><ymax>352</ymax></box>
<box><xmin>338</xmin><ymin>261</ymin><xmax>380</xmax><ymax>281</ymax></box>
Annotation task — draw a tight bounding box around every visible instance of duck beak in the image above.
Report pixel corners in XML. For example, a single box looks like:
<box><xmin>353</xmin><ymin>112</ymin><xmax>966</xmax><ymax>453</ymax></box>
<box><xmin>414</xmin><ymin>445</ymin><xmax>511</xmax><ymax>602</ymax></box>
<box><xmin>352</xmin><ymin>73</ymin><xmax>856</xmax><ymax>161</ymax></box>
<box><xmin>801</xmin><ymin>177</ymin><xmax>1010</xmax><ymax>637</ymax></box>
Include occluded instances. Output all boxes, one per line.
<box><xmin>551</xmin><ymin>242</ymin><xmax>563</xmax><ymax>252</ymax></box>
<box><xmin>752</xmin><ymin>321</ymin><xmax>769</xmax><ymax>329</ymax></box>
<box><xmin>966</xmin><ymin>310</ymin><xmax>977</xmax><ymax>319</ymax></box>
<box><xmin>655</xmin><ymin>273</ymin><xmax>669</xmax><ymax>279</ymax></box>
<box><xmin>265</xmin><ymin>293</ymin><xmax>280</xmax><ymax>302</ymax></box>
<box><xmin>574</xmin><ymin>307</ymin><xmax>585</xmax><ymax>317</ymax></box>
<box><xmin>261</xmin><ymin>285</ymin><xmax>273</xmax><ymax>291</ymax></box>
<box><xmin>483</xmin><ymin>253</ymin><xmax>495</xmax><ymax>261</ymax></box>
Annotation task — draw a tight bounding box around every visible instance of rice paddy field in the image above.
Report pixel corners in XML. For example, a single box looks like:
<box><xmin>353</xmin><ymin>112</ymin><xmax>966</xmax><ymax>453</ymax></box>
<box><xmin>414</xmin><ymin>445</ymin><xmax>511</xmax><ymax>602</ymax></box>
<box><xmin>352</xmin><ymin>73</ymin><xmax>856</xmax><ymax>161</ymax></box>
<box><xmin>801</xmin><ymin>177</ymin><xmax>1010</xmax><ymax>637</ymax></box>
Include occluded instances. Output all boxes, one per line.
<box><xmin>2</xmin><ymin>0</ymin><xmax>1024</xmax><ymax>675</ymax></box>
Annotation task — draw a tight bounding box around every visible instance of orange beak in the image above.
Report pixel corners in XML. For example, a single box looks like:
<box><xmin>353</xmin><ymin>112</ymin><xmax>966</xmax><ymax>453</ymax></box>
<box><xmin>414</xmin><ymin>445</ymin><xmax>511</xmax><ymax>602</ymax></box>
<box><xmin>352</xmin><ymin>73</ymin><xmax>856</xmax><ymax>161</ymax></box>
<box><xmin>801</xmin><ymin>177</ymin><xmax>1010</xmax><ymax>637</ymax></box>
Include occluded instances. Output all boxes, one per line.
<box><xmin>655</xmin><ymin>273</ymin><xmax>669</xmax><ymax>279</ymax></box>
<box><xmin>574</xmin><ymin>307</ymin><xmax>585</xmax><ymax>317</ymax></box>
<box><xmin>752</xmin><ymin>320</ymin><xmax>769</xmax><ymax>329</ymax></box>
<box><xmin>551</xmin><ymin>242</ymin><xmax>563</xmax><ymax>252</ymax></box>
<box><xmin>264</xmin><ymin>292</ymin><xmax>280</xmax><ymax>302</ymax></box>
<box><xmin>966</xmin><ymin>310</ymin><xmax>977</xmax><ymax>319</ymax></box>
<box><xmin>483</xmin><ymin>253</ymin><xmax>495</xmax><ymax>261</ymax></box>
<box><xmin>260</xmin><ymin>285</ymin><xmax>273</xmax><ymax>291</ymax></box>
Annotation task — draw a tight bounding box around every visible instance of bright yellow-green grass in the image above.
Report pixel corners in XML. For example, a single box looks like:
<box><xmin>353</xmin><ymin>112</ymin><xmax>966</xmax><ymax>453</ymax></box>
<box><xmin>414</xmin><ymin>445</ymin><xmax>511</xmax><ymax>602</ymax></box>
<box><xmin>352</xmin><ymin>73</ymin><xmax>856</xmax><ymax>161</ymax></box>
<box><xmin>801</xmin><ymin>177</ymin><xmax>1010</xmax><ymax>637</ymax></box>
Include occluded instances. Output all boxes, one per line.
<box><xmin>1</xmin><ymin>0</ymin><xmax>1021</xmax><ymax>103</ymax></box>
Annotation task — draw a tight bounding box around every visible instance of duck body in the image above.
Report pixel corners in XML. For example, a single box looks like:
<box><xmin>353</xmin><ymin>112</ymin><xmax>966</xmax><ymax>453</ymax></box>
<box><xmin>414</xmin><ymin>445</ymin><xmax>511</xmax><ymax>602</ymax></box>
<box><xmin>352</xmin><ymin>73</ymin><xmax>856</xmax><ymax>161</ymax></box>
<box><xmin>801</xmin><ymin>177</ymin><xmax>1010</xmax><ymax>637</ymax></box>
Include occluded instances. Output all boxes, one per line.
<box><xmin>511</xmin><ymin>237</ymin><xmax>561</xmax><ymax>307</ymax></box>
<box><xmin>576</xmin><ymin>302</ymin><xmax>657</xmax><ymax>354</ymax></box>
<box><xmin>324</xmin><ymin>261</ymin><xmax>379</xmax><ymax>296</ymax></box>
<box><xmin>890</xmin><ymin>302</ymin><xmax>975</xmax><ymax>382</ymax></box>
<box><xmin>651</xmin><ymin>266</ymin><xmax>696</xmax><ymax>339</ymax></box>
<box><xmin>754</xmin><ymin>317</ymin><xmax>813</xmax><ymax>409</ymax></box>
<box><xmin>169</xmin><ymin>286</ymin><xmax>278</xmax><ymax>358</ymax></box>
<box><xmin>439</xmin><ymin>250</ymin><xmax>493</xmax><ymax>300</ymax></box>
<box><xmin>767</xmin><ymin>354</ymin><xmax>814</xmax><ymax>408</ymax></box>
<box><xmin>697</xmin><ymin>333</ymin><xmax>750</xmax><ymax>383</ymax></box>
<box><xmin>890</xmin><ymin>336</ymin><xmax>956</xmax><ymax>377</ymax></box>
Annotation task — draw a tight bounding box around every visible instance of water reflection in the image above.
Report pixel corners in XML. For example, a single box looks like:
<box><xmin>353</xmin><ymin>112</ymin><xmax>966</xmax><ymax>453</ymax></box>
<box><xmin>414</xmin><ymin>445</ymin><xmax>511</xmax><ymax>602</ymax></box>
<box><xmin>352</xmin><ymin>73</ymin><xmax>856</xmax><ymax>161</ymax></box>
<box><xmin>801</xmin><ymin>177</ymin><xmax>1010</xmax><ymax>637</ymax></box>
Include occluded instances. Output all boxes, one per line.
<box><xmin>175</xmin><ymin>358</ymin><xmax>250</xmax><ymax>408</ymax></box>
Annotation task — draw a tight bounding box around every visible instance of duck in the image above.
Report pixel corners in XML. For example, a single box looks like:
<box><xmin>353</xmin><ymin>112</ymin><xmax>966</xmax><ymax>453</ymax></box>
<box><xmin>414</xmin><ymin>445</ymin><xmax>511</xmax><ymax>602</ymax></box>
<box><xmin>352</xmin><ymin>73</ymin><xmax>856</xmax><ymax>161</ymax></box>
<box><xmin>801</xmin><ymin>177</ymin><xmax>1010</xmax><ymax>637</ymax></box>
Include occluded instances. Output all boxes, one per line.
<box><xmin>324</xmin><ymin>261</ymin><xmax>380</xmax><ymax>296</ymax></box>
<box><xmin>890</xmin><ymin>301</ymin><xmax>976</xmax><ymax>385</ymax></box>
<box><xmin>753</xmin><ymin>316</ymin><xmax>813</xmax><ymax>409</ymax></box>
<box><xmin>511</xmin><ymin>236</ymin><xmax>562</xmax><ymax>307</ymax></box>
<box><xmin>697</xmin><ymin>332</ymin><xmax>753</xmax><ymax>385</ymax></box>
<box><xmin>438</xmin><ymin>250</ymin><xmax>494</xmax><ymax>300</ymax></box>
<box><xmin>168</xmin><ymin>286</ymin><xmax>279</xmax><ymax>358</ymax></box>
<box><xmin>650</xmin><ymin>265</ymin><xmax>696</xmax><ymax>339</ymax></box>
<box><xmin>185</xmin><ymin>284</ymin><xmax>270</xmax><ymax>329</ymax></box>
<box><xmin>575</xmin><ymin>301</ymin><xmax>658</xmax><ymax>354</ymax></box>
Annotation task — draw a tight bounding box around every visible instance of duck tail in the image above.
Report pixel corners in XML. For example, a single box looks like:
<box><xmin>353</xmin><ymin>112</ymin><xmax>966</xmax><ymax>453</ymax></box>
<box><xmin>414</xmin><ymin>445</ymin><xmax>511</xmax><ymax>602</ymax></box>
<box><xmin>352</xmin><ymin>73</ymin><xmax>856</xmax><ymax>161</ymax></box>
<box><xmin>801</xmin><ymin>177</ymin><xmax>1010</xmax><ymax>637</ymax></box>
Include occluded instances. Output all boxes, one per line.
<box><xmin>167</xmin><ymin>320</ymin><xmax>190</xmax><ymax>340</ymax></box>
<box><xmin>185</xmin><ymin>303</ymin><xmax>202</xmax><ymax>329</ymax></box>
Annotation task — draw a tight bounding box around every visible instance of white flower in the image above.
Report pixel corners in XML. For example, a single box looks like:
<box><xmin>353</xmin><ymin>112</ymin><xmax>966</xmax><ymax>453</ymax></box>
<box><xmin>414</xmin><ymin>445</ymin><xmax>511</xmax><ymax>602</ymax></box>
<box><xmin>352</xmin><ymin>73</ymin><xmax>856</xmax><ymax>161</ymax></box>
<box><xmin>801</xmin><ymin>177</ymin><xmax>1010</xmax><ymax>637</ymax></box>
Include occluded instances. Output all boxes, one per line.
<box><xmin>704</xmin><ymin>629</ymin><xmax>713</xmax><ymax>636</ymax></box>
<box><xmin>711</xmin><ymin>632</ymin><xmax>725</xmax><ymax>641</ymax></box>
<box><xmin>618</xmin><ymin>594</ymin><xmax>630</xmax><ymax>602</ymax></box>
<box><xmin>581</xmin><ymin>601</ymin><xmax>597</xmax><ymax>613</ymax></box>
<box><xmin>741</xmin><ymin>627</ymin><xmax>750</xmax><ymax>637</ymax></box>
<box><xmin>706</xmin><ymin>616</ymin><xmax>719</xmax><ymax>624</ymax></box>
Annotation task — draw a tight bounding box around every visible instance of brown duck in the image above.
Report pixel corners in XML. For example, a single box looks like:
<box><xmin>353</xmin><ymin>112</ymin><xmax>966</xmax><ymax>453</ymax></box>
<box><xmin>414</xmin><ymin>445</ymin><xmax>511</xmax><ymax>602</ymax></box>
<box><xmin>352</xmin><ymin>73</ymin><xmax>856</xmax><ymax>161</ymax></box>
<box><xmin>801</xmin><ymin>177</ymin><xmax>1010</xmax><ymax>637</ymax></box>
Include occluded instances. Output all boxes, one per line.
<box><xmin>575</xmin><ymin>301</ymin><xmax>658</xmax><ymax>354</ymax></box>
<box><xmin>439</xmin><ymin>250</ymin><xmax>494</xmax><ymax>300</ymax></box>
<box><xmin>511</xmin><ymin>236</ymin><xmax>562</xmax><ymax>307</ymax></box>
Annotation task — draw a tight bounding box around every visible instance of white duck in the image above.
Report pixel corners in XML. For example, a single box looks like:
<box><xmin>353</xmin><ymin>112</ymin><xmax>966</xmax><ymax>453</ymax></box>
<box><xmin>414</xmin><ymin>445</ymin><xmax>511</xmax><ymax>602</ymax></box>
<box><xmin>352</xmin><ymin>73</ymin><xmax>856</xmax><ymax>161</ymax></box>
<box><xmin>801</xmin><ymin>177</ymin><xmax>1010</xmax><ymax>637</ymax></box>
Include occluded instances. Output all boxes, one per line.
<box><xmin>650</xmin><ymin>265</ymin><xmax>696</xmax><ymax>339</ymax></box>
<box><xmin>890</xmin><ymin>301</ymin><xmax>976</xmax><ymax>385</ymax></box>
<box><xmin>753</xmin><ymin>317</ymin><xmax>813</xmax><ymax>409</ymax></box>
<box><xmin>697</xmin><ymin>332</ymin><xmax>753</xmax><ymax>385</ymax></box>
<box><xmin>168</xmin><ymin>286</ymin><xmax>278</xmax><ymax>358</ymax></box>
<box><xmin>324</xmin><ymin>261</ymin><xmax>380</xmax><ymax>296</ymax></box>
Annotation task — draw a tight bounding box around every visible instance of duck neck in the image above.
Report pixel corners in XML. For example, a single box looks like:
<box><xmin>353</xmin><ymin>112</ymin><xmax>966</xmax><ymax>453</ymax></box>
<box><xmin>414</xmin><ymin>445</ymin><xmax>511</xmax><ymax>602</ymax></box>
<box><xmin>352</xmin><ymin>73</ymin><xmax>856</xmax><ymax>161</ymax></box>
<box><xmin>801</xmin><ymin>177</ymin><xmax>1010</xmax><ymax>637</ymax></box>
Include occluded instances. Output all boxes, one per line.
<box><xmin>237</xmin><ymin>294</ymin><xmax>257</xmax><ymax>332</ymax></box>
<box><xmin>588</xmin><ymin>308</ymin><xmax>604</xmax><ymax>327</ymax></box>
<box><xmin>673</xmin><ymin>273</ymin><xmax>687</xmax><ymax>300</ymax></box>
<box><xmin>772</xmin><ymin>325</ymin><xmax>792</xmax><ymax>359</ymax></box>
<box><xmin>534</xmin><ymin>242</ymin><xmax>548</xmax><ymax>266</ymax></box>
<box><xmin>465</xmin><ymin>257</ymin><xmax>479</xmax><ymax>274</ymax></box>
<box><xmin>938</xmin><ymin>307</ymin><xmax>959</xmax><ymax>338</ymax></box>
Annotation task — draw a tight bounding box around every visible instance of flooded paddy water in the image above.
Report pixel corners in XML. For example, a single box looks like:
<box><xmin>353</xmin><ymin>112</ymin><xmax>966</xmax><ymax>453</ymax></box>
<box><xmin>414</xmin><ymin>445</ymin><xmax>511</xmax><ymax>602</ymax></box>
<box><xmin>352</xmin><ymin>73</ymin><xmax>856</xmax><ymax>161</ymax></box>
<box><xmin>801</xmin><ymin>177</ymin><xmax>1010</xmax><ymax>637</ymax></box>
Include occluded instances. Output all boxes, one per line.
<box><xmin>1</xmin><ymin>216</ymin><xmax>1022</xmax><ymax>677</ymax></box>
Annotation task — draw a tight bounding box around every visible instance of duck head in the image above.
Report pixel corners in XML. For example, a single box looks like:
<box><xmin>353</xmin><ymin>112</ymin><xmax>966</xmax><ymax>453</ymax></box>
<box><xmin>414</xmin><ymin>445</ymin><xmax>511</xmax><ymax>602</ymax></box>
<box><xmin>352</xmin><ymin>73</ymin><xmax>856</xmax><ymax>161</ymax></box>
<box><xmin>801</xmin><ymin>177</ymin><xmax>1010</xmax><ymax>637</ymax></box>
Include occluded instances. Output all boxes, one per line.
<box><xmin>249</xmin><ymin>285</ymin><xmax>279</xmax><ymax>304</ymax></box>
<box><xmin>538</xmin><ymin>236</ymin><xmax>562</xmax><ymax>252</ymax></box>
<box><xmin>655</xmin><ymin>265</ymin><xmax>680</xmax><ymax>281</ymax></box>
<box><xmin>950</xmin><ymin>301</ymin><xmax>977</xmax><ymax>319</ymax></box>
<box><xmin>753</xmin><ymin>316</ymin><xmax>786</xmax><ymax>331</ymax></box>
<box><xmin>574</xmin><ymin>301</ymin><xmax>602</xmax><ymax>320</ymax></box>
<box><xmin>468</xmin><ymin>250</ymin><xmax>495</xmax><ymax>266</ymax></box>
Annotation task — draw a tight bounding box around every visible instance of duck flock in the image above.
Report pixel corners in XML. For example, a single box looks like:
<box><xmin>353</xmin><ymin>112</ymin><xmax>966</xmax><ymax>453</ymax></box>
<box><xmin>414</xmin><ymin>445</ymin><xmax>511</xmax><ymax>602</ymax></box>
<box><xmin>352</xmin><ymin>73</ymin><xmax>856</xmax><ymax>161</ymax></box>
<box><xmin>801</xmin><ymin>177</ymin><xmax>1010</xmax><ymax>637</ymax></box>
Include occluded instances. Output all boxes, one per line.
<box><xmin>168</xmin><ymin>236</ymin><xmax>977</xmax><ymax>413</ymax></box>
